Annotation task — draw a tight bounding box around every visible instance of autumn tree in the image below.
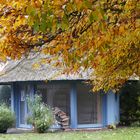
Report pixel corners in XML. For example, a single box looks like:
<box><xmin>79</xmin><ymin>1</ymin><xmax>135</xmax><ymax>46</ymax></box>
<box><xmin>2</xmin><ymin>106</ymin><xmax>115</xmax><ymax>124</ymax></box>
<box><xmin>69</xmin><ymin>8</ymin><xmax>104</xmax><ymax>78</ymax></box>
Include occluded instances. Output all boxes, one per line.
<box><xmin>0</xmin><ymin>0</ymin><xmax>139</xmax><ymax>91</ymax></box>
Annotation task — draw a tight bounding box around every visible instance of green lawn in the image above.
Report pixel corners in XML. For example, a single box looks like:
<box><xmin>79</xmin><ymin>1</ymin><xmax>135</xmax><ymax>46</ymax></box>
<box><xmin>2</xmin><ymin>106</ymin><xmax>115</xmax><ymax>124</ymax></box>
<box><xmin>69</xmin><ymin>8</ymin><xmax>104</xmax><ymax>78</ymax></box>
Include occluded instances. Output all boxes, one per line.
<box><xmin>0</xmin><ymin>127</ymin><xmax>140</xmax><ymax>140</ymax></box>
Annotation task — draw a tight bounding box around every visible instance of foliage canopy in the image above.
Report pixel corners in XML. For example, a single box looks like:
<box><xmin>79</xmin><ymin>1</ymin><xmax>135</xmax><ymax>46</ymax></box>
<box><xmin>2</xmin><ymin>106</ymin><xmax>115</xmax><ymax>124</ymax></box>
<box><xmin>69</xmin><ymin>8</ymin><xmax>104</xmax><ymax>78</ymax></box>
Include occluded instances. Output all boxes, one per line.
<box><xmin>0</xmin><ymin>0</ymin><xmax>140</xmax><ymax>91</ymax></box>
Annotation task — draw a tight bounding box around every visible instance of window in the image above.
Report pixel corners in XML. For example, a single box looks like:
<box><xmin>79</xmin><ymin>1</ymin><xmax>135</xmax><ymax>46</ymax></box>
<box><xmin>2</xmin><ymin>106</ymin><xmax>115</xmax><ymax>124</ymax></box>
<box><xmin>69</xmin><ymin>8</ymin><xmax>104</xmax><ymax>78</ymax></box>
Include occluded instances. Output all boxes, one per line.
<box><xmin>36</xmin><ymin>83</ymin><xmax>70</xmax><ymax>116</ymax></box>
<box><xmin>0</xmin><ymin>85</ymin><xmax>11</xmax><ymax>106</ymax></box>
<box><xmin>77</xmin><ymin>83</ymin><xmax>102</xmax><ymax>124</ymax></box>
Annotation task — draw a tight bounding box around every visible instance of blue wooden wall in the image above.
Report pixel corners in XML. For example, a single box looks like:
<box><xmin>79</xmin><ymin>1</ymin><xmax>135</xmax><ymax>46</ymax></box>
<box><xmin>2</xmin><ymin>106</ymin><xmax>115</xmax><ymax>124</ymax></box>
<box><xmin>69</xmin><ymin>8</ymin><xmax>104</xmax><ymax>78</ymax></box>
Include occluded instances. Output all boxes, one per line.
<box><xmin>70</xmin><ymin>82</ymin><xmax>78</xmax><ymax>128</ymax></box>
<box><xmin>11</xmin><ymin>81</ymin><xmax>120</xmax><ymax>129</ymax></box>
<box><xmin>12</xmin><ymin>82</ymin><xmax>20</xmax><ymax>128</ymax></box>
<box><xmin>106</xmin><ymin>91</ymin><xmax>120</xmax><ymax>125</ymax></box>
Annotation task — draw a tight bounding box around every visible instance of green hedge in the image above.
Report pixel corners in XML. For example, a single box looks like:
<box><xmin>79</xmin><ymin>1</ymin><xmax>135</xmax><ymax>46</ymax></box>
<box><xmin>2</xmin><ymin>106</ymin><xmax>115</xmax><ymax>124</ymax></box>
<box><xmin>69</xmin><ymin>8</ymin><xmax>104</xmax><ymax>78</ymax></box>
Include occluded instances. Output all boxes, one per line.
<box><xmin>0</xmin><ymin>104</ymin><xmax>15</xmax><ymax>133</ymax></box>
<box><xmin>120</xmin><ymin>81</ymin><xmax>140</xmax><ymax>126</ymax></box>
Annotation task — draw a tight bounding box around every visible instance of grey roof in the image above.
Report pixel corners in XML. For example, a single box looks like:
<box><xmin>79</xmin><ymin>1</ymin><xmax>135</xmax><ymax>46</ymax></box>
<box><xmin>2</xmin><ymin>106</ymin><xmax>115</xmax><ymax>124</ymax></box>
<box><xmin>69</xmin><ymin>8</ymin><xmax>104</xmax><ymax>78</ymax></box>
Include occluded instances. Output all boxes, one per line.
<box><xmin>0</xmin><ymin>53</ymin><xmax>92</xmax><ymax>83</ymax></box>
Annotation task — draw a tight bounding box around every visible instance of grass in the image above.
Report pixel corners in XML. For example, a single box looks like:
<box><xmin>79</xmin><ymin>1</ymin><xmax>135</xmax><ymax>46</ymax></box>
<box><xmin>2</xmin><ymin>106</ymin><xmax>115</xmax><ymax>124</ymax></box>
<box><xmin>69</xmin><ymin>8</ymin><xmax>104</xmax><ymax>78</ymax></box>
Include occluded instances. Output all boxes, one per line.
<box><xmin>0</xmin><ymin>127</ymin><xmax>140</xmax><ymax>140</ymax></box>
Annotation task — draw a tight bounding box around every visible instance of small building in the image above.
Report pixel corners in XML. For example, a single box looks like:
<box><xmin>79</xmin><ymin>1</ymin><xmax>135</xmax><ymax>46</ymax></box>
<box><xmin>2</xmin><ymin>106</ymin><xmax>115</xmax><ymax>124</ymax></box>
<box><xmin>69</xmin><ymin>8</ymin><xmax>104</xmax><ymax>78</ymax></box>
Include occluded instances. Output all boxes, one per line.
<box><xmin>0</xmin><ymin>55</ymin><xmax>119</xmax><ymax>129</ymax></box>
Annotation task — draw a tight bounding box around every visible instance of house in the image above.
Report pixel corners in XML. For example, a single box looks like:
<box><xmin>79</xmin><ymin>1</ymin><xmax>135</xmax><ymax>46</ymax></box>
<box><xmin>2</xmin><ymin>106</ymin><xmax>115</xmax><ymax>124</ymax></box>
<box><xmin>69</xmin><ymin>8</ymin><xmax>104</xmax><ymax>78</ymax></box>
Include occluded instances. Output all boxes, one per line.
<box><xmin>0</xmin><ymin>54</ymin><xmax>120</xmax><ymax>129</ymax></box>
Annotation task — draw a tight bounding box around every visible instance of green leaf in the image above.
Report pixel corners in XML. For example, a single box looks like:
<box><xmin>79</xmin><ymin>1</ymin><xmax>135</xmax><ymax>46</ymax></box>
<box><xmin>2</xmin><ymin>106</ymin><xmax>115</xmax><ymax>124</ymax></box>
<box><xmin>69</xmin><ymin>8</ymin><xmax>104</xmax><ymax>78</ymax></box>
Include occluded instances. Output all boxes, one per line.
<box><xmin>41</xmin><ymin>13</ymin><xmax>47</xmax><ymax>20</ymax></box>
<box><xmin>40</xmin><ymin>20</ymin><xmax>47</xmax><ymax>32</ymax></box>
<box><xmin>46</xmin><ymin>20</ymin><xmax>52</xmax><ymax>30</ymax></box>
<box><xmin>84</xmin><ymin>0</ymin><xmax>92</xmax><ymax>9</ymax></box>
<box><xmin>89</xmin><ymin>12</ymin><xmax>98</xmax><ymax>23</ymax></box>
<box><xmin>33</xmin><ymin>21</ymin><xmax>39</xmax><ymax>32</ymax></box>
<box><xmin>61</xmin><ymin>15</ymin><xmax>69</xmax><ymax>30</ymax></box>
<box><xmin>26</xmin><ymin>7</ymin><xmax>36</xmax><ymax>17</ymax></box>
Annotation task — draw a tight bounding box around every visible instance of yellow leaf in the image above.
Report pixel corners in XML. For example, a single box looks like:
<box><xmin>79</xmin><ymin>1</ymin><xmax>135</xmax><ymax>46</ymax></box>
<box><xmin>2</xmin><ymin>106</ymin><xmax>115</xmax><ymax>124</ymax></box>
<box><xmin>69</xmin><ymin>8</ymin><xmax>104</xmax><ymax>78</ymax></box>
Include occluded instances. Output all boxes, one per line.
<box><xmin>119</xmin><ymin>26</ymin><xmax>125</xmax><ymax>34</ymax></box>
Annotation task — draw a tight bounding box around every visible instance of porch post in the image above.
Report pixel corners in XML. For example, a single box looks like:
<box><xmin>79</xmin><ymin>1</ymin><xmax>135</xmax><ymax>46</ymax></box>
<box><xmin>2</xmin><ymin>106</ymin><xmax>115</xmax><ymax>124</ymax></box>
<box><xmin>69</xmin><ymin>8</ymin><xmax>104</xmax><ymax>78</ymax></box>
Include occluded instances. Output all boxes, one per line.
<box><xmin>13</xmin><ymin>82</ymin><xmax>20</xmax><ymax>128</ymax></box>
<box><xmin>102</xmin><ymin>93</ymin><xmax>107</xmax><ymax>127</ymax></box>
<box><xmin>70</xmin><ymin>82</ymin><xmax>77</xmax><ymax>129</ymax></box>
<box><xmin>106</xmin><ymin>90</ymin><xmax>118</xmax><ymax>125</ymax></box>
<box><xmin>11</xmin><ymin>83</ymin><xmax>14</xmax><ymax>112</ymax></box>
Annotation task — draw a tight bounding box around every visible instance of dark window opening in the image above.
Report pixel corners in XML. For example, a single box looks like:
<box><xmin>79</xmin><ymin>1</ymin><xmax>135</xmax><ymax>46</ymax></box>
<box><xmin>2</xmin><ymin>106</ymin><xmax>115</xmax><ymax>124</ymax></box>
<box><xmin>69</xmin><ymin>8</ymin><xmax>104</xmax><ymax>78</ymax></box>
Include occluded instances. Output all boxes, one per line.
<box><xmin>0</xmin><ymin>85</ymin><xmax>11</xmax><ymax>107</ymax></box>
<box><xmin>36</xmin><ymin>83</ymin><xmax>70</xmax><ymax>116</ymax></box>
<box><xmin>77</xmin><ymin>83</ymin><xmax>102</xmax><ymax>124</ymax></box>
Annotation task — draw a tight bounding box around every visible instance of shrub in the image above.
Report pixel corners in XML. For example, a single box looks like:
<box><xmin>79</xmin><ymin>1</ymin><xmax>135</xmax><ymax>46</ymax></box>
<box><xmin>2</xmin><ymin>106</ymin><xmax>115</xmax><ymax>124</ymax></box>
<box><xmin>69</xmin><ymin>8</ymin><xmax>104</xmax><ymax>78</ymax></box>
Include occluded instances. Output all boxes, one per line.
<box><xmin>120</xmin><ymin>81</ymin><xmax>140</xmax><ymax>126</ymax></box>
<box><xmin>131</xmin><ymin>121</ymin><xmax>140</xmax><ymax>127</ymax></box>
<box><xmin>27</xmin><ymin>95</ymin><xmax>54</xmax><ymax>133</ymax></box>
<box><xmin>107</xmin><ymin>124</ymin><xmax>117</xmax><ymax>129</ymax></box>
<box><xmin>0</xmin><ymin>104</ymin><xmax>15</xmax><ymax>133</ymax></box>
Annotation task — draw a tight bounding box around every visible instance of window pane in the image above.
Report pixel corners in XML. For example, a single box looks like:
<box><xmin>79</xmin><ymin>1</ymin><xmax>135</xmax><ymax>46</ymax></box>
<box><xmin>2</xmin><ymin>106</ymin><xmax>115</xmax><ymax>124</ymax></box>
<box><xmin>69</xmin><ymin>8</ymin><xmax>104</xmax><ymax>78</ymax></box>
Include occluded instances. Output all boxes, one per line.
<box><xmin>77</xmin><ymin>83</ymin><xmax>102</xmax><ymax>124</ymax></box>
<box><xmin>0</xmin><ymin>85</ymin><xmax>11</xmax><ymax>106</ymax></box>
<box><xmin>36</xmin><ymin>83</ymin><xmax>70</xmax><ymax>116</ymax></box>
<box><xmin>20</xmin><ymin>101</ymin><xmax>25</xmax><ymax>124</ymax></box>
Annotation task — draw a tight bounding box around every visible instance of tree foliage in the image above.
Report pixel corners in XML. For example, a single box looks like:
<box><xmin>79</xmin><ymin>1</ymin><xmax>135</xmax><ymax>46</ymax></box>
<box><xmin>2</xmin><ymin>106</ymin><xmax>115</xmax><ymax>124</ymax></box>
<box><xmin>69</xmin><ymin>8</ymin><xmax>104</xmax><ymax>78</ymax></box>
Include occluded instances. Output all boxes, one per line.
<box><xmin>0</xmin><ymin>0</ymin><xmax>140</xmax><ymax>91</ymax></box>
